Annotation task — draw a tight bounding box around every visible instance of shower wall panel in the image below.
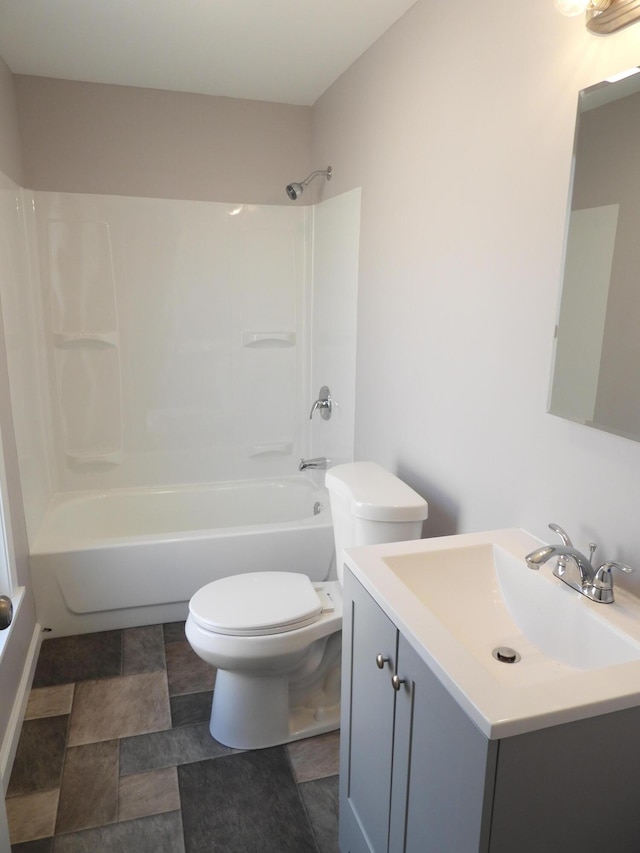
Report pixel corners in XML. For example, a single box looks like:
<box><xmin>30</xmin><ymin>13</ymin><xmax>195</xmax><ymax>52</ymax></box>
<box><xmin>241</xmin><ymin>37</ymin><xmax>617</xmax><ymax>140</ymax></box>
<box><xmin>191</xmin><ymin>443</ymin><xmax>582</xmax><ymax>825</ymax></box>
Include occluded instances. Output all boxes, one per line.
<box><xmin>309</xmin><ymin>189</ymin><xmax>360</xmax><ymax>468</ymax></box>
<box><xmin>32</xmin><ymin>193</ymin><xmax>309</xmax><ymax>492</ymax></box>
<box><xmin>0</xmin><ymin>176</ymin><xmax>51</xmax><ymax>542</ymax></box>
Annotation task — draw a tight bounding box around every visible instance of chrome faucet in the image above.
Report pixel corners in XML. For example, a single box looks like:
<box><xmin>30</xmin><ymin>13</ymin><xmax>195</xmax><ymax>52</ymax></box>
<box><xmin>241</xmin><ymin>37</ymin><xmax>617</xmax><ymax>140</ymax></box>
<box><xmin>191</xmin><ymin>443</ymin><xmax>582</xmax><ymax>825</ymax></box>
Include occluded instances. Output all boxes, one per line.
<box><xmin>525</xmin><ymin>523</ymin><xmax>634</xmax><ymax>604</ymax></box>
<box><xmin>309</xmin><ymin>386</ymin><xmax>332</xmax><ymax>420</ymax></box>
<box><xmin>299</xmin><ymin>456</ymin><xmax>327</xmax><ymax>471</ymax></box>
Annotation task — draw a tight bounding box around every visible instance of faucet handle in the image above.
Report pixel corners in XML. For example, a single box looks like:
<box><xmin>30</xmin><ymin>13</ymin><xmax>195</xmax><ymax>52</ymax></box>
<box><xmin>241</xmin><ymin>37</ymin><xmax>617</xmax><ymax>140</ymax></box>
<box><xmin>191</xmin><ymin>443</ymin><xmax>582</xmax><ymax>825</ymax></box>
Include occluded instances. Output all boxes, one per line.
<box><xmin>591</xmin><ymin>561</ymin><xmax>634</xmax><ymax>603</ymax></box>
<box><xmin>308</xmin><ymin>386</ymin><xmax>332</xmax><ymax>420</ymax></box>
<box><xmin>548</xmin><ymin>523</ymin><xmax>573</xmax><ymax>547</ymax></box>
<box><xmin>595</xmin><ymin>561</ymin><xmax>634</xmax><ymax>584</ymax></box>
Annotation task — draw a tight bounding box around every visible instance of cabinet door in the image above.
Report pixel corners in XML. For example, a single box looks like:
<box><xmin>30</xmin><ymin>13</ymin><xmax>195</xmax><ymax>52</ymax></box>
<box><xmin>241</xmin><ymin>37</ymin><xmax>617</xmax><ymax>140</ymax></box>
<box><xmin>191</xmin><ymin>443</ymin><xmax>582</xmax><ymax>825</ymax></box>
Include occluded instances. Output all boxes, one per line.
<box><xmin>340</xmin><ymin>570</ymin><xmax>398</xmax><ymax>853</ymax></box>
<box><xmin>389</xmin><ymin>635</ymin><xmax>496</xmax><ymax>853</ymax></box>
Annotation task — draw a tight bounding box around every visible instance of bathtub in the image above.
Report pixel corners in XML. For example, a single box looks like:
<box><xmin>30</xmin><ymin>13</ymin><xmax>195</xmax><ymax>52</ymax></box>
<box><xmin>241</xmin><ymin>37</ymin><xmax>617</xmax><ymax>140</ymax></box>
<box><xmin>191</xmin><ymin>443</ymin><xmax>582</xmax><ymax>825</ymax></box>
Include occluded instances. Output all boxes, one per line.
<box><xmin>29</xmin><ymin>477</ymin><xmax>334</xmax><ymax>637</ymax></box>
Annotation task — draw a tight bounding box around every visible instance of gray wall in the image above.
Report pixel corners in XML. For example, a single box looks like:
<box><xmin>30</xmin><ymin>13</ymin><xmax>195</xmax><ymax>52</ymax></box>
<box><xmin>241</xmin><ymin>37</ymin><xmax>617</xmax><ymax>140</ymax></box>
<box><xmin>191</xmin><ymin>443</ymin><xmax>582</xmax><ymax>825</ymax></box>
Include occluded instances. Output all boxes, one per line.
<box><xmin>312</xmin><ymin>0</ymin><xmax>640</xmax><ymax>579</ymax></box>
<box><xmin>0</xmin><ymin>56</ymin><xmax>24</xmax><ymax>186</ymax></box>
<box><xmin>15</xmin><ymin>76</ymin><xmax>313</xmax><ymax>205</ymax></box>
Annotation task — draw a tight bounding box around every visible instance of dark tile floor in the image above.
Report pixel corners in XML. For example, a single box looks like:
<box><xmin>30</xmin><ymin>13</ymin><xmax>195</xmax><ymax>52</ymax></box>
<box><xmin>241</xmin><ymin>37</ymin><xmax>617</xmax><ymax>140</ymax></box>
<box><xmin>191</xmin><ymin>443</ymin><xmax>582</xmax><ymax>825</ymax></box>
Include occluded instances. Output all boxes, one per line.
<box><xmin>5</xmin><ymin>623</ymin><xmax>339</xmax><ymax>852</ymax></box>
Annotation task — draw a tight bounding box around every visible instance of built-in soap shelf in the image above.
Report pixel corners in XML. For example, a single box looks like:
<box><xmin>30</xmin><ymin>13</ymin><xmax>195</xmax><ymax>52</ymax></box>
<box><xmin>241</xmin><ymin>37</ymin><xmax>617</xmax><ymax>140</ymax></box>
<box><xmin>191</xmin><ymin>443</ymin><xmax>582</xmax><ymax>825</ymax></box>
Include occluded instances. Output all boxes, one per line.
<box><xmin>246</xmin><ymin>442</ymin><xmax>293</xmax><ymax>457</ymax></box>
<box><xmin>241</xmin><ymin>331</ymin><xmax>296</xmax><ymax>348</ymax></box>
<box><xmin>47</xmin><ymin>217</ymin><xmax>124</xmax><ymax>470</ymax></box>
<box><xmin>52</xmin><ymin>331</ymin><xmax>118</xmax><ymax>349</ymax></box>
<box><xmin>65</xmin><ymin>448</ymin><xmax>123</xmax><ymax>466</ymax></box>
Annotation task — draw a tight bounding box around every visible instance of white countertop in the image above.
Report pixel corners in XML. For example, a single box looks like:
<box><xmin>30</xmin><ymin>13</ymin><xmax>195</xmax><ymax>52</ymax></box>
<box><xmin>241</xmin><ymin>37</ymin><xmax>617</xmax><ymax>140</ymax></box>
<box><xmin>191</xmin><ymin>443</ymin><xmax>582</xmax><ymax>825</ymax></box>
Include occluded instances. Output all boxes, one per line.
<box><xmin>344</xmin><ymin>528</ymin><xmax>640</xmax><ymax>740</ymax></box>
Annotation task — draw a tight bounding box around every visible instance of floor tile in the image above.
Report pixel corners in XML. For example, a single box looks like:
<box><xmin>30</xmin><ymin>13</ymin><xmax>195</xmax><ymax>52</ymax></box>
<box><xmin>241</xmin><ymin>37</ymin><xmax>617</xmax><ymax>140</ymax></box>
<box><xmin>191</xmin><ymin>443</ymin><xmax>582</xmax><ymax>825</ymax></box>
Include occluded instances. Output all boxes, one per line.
<box><xmin>120</xmin><ymin>722</ymin><xmax>233</xmax><ymax>776</ymax></box>
<box><xmin>179</xmin><ymin>748</ymin><xmax>318</xmax><ymax>853</ymax></box>
<box><xmin>123</xmin><ymin>625</ymin><xmax>166</xmax><ymax>675</ymax></box>
<box><xmin>300</xmin><ymin>775</ymin><xmax>340</xmax><ymax>853</ymax></box>
<box><xmin>117</xmin><ymin>767</ymin><xmax>180</xmax><ymax>822</ymax></box>
<box><xmin>25</xmin><ymin>685</ymin><xmax>75</xmax><ymax>721</ymax></box>
<box><xmin>55</xmin><ymin>740</ymin><xmax>119</xmax><ymax>834</ymax></box>
<box><xmin>6</xmin><ymin>620</ymin><xmax>339</xmax><ymax>853</ymax></box>
<box><xmin>7</xmin><ymin>716</ymin><xmax>69</xmax><ymax>797</ymax></box>
<box><xmin>287</xmin><ymin>731</ymin><xmax>340</xmax><ymax>782</ymax></box>
<box><xmin>162</xmin><ymin>622</ymin><xmax>186</xmax><ymax>646</ymax></box>
<box><xmin>51</xmin><ymin>810</ymin><xmax>185</xmax><ymax>853</ymax></box>
<box><xmin>33</xmin><ymin>632</ymin><xmax>122</xmax><ymax>688</ymax></box>
<box><xmin>67</xmin><ymin>671</ymin><xmax>170</xmax><ymax>746</ymax></box>
<box><xmin>165</xmin><ymin>640</ymin><xmax>215</xmax><ymax>697</ymax></box>
<box><xmin>10</xmin><ymin>838</ymin><xmax>53</xmax><ymax>852</ymax></box>
<box><xmin>170</xmin><ymin>690</ymin><xmax>213</xmax><ymax>728</ymax></box>
<box><xmin>6</xmin><ymin>789</ymin><xmax>59</xmax><ymax>845</ymax></box>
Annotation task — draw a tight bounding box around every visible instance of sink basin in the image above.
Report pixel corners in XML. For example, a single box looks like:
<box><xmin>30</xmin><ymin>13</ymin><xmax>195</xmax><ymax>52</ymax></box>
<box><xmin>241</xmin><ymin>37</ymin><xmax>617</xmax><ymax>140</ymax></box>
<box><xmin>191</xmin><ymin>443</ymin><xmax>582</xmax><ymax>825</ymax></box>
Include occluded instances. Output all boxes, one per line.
<box><xmin>383</xmin><ymin>542</ymin><xmax>640</xmax><ymax>672</ymax></box>
<box><xmin>343</xmin><ymin>528</ymin><xmax>640</xmax><ymax>738</ymax></box>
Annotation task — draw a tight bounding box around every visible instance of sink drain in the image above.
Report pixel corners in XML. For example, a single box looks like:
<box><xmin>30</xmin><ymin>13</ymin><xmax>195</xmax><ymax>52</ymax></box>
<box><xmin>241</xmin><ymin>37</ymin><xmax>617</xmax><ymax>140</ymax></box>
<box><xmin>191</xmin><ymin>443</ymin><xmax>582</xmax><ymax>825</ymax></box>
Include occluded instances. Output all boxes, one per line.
<box><xmin>492</xmin><ymin>646</ymin><xmax>521</xmax><ymax>664</ymax></box>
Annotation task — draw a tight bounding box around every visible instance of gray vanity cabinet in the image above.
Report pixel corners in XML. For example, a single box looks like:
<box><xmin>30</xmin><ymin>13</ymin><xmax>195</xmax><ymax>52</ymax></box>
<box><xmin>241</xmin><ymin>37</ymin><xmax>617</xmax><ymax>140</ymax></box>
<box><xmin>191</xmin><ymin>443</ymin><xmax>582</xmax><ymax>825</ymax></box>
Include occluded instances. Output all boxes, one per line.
<box><xmin>341</xmin><ymin>566</ymin><xmax>640</xmax><ymax>853</ymax></box>
<box><xmin>340</xmin><ymin>568</ymin><xmax>496</xmax><ymax>853</ymax></box>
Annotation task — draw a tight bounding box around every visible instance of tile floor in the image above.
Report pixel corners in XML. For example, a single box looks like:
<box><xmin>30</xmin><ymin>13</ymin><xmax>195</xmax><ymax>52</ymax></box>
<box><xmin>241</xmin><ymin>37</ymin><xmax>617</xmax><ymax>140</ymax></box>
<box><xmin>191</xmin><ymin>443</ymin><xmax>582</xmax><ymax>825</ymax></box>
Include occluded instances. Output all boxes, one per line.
<box><xmin>5</xmin><ymin>622</ymin><xmax>339</xmax><ymax>852</ymax></box>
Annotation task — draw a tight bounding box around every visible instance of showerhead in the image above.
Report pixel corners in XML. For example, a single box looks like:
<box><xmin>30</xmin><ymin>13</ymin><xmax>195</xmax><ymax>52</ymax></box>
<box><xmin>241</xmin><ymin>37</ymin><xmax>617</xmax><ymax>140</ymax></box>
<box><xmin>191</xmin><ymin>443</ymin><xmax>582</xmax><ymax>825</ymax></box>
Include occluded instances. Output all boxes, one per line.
<box><xmin>286</xmin><ymin>182</ymin><xmax>304</xmax><ymax>201</ymax></box>
<box><xmin>285</xmin><ymin>166</ymin><xmax>332</xmax><ymax>201</ymax></box>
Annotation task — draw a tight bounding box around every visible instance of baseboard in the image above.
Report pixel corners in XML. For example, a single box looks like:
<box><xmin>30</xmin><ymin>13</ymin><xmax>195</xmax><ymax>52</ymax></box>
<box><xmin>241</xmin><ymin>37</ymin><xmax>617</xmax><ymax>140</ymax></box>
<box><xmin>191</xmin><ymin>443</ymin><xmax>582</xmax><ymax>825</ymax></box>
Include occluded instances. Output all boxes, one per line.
<box><xmin>0</xmin><ymin>619</ymin><xmax>42</xmax><ymax>795</ymax></box>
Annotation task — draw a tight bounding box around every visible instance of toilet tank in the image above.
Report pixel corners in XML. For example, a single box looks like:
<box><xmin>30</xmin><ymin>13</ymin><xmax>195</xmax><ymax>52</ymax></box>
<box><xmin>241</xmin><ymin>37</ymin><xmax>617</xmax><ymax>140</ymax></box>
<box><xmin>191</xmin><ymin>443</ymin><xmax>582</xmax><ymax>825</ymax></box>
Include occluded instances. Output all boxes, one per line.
<box><xmin>325</xmin><ymin>462</ymin><xmax>428</xmax><ymax>584</ymax></box>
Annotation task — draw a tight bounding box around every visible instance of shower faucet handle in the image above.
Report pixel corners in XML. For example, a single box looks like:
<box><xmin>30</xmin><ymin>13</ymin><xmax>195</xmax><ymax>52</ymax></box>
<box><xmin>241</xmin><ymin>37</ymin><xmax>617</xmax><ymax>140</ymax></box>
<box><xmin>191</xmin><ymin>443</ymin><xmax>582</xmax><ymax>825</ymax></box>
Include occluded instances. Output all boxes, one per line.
<box><xmin>308</xmin><ymin>386</ymin><xmax>332</xmax><ymax>420</ymax></box>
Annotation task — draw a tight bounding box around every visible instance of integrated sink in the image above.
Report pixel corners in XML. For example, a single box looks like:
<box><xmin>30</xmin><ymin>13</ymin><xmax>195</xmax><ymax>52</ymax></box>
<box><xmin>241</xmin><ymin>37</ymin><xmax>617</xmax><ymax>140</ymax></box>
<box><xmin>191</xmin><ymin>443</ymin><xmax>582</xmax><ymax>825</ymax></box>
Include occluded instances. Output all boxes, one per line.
<box><xmin>343</xmin><ymin>528</ymin><xmax>640</xmax><ymax>738</ymax></box>
<box><xmin>383</xmin><ymin>542</ymin><xmax>640</xmax><ymax>672</ymax></box>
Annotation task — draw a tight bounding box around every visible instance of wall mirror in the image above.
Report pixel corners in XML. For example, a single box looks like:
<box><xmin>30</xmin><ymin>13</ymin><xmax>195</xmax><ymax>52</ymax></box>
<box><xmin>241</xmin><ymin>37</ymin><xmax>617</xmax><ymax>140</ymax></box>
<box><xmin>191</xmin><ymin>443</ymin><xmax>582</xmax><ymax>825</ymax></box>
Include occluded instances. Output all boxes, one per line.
<box><xmin>549</xmin><ymin>68</ymin><xmax>640</xmax><ymax>441</ymax></box>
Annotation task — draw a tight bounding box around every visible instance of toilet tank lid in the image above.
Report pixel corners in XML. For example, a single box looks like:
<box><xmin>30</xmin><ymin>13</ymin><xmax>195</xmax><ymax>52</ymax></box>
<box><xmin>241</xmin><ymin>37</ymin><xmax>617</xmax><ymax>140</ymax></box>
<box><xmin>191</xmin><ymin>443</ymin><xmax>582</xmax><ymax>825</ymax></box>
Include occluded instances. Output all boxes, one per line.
<box><xmin>325</xmin><ymin>462</ymin><xmax>428</xmax><ymax>522</ymax></box>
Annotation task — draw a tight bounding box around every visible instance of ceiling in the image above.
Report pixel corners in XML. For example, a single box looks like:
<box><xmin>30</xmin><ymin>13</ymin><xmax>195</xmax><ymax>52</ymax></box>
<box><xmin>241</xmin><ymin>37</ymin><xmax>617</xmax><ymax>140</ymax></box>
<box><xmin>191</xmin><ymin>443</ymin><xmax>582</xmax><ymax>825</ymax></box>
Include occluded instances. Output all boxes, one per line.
<box><xmin>0</xmin><ymin>0</ymin><xmax>419</xmax><ymax>106</ymax></box>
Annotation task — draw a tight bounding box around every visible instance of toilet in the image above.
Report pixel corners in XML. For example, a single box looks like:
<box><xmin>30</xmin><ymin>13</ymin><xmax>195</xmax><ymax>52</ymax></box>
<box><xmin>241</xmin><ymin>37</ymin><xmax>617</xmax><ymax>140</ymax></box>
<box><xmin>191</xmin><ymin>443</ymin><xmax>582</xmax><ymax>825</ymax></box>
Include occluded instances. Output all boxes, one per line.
<box><xmin>185</xmin><ymin>461</ymin><xmax>428</xmax><ymax>749</ymax></box>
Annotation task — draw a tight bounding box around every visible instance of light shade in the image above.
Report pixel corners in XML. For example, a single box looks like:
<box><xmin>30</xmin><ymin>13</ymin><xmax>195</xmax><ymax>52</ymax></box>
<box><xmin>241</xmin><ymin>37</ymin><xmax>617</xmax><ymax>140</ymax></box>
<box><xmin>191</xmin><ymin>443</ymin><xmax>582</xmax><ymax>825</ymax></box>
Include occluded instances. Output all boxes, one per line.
<box><xmin>555</xmin><ymin>0</ymin><xmax>640</xmax><ymax>31</ymax></box>
<box><xmin>554</xmin><ymin>0</ymin><xmax>591</xmax><ymax>15</ymax></box>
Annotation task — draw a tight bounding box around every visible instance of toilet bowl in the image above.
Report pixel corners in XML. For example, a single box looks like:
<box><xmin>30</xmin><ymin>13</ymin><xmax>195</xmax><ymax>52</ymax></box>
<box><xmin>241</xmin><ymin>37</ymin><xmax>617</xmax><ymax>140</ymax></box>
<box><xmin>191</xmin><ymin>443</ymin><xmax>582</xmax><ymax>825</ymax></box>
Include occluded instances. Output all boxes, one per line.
<box><xmin>186</xmin><ymin>461</ymin><xmax>428</xmax><ymax>750</ymax></box>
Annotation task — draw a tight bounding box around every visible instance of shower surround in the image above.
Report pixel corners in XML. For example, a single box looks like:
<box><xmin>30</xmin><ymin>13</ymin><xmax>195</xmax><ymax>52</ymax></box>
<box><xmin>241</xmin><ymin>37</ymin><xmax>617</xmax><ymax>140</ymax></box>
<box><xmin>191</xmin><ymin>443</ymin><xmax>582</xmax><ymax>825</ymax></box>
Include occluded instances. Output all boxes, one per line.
<box><xmin>0</xmin><ymin>183</ymin><xmax>359</xmax><ymax>633</ymax></box>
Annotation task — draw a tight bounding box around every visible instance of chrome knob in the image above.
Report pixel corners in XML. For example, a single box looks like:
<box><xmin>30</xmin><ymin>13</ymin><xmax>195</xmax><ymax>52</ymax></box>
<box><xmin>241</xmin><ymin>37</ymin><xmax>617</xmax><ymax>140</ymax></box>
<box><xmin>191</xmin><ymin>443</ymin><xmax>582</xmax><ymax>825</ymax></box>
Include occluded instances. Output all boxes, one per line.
<box><xmin>391</xmin><ymin>674</ymin><xmax>406</xmax><ymax>691</ymax></box>
<box><xmin>376</xmin><ymin>654</ymin><xmax>389</xmax><ymax>669</ymax></box>
<box><xmin>0</xmin><ymin>595</ymin><xmax>13</xmax><ymax>631</ymax></box>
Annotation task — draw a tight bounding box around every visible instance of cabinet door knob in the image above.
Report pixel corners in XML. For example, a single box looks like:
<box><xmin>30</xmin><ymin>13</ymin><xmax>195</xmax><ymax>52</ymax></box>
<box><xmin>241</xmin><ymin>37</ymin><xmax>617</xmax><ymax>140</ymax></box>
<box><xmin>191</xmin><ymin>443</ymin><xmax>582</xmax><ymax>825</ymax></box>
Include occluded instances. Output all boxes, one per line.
<box><xmin>376</xmin><ymin>654</ymin><xmax>389</xmax><ymax>669</ymax></box>
<box><xmin>391</xmin><ymin>674</ymin><xmax>406</xmax><ymax>691</ymax></box>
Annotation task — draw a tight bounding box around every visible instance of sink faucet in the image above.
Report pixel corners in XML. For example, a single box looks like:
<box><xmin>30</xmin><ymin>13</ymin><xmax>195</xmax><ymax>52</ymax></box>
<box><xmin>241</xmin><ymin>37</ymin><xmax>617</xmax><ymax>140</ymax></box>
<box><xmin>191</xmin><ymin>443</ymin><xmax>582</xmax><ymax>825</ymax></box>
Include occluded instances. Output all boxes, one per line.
<box><xmin>525</xmin><ymin>523</ymin><xmax>634</xmax><ymax>604</ymax></box>
<box><xmin>299</xmin><ymin>456</ymin><xmax>327</xmax><ymax>471</ymax></box>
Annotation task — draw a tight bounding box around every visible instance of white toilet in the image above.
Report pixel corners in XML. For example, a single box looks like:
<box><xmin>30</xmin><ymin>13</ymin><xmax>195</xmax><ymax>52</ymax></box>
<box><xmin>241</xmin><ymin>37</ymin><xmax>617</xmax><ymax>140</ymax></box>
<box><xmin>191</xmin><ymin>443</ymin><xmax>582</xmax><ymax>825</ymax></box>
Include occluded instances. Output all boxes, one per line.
<box><xmin>185</xmin><ymin>461</ymin><xmax>428</xmax><ymax>749</ymax></box>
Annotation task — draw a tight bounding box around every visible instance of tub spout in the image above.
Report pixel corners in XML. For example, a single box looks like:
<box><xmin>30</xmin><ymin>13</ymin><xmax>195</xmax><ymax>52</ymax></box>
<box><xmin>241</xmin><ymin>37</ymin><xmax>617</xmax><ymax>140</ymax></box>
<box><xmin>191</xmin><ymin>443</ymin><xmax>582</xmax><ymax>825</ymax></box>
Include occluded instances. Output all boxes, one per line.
<box><xmin>299</xmin><ymin>457</ymin><xmax>327</xmax><ymax>471</ymax></box>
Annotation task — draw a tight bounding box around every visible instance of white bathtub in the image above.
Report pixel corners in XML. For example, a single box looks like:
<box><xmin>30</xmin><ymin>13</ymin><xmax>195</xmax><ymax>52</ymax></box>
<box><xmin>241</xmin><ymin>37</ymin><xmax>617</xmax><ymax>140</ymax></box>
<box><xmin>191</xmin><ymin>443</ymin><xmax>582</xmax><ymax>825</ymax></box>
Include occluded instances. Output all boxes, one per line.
<box><xmin>30</xmin><ymin>477</ymin><xmax>334</xmax><ymax>637</ymax></box>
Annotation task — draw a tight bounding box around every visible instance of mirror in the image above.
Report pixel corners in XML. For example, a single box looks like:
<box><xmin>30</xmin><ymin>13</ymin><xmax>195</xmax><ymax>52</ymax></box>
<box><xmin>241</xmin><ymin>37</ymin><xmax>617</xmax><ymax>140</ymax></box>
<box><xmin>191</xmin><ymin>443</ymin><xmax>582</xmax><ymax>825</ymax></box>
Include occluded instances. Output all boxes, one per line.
<box><xmin>549</xmin><ymin>68</ymin><xmax>640</xmax><ymax>441</ymax></box>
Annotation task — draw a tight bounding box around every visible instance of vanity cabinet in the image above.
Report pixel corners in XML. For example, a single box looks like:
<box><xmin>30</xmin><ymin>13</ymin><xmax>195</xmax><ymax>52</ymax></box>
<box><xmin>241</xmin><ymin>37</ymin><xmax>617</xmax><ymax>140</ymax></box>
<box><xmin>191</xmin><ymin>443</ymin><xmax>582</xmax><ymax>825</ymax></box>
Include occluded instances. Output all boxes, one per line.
<box><xmin>340</xmin><ymin>567</ymin><xmax>640</xmax><ymax>853</ymax></box>
<box><xmin>339</xmin><ymin>568</ymin><xmax>496</xmax><ymax>853</ymax></box>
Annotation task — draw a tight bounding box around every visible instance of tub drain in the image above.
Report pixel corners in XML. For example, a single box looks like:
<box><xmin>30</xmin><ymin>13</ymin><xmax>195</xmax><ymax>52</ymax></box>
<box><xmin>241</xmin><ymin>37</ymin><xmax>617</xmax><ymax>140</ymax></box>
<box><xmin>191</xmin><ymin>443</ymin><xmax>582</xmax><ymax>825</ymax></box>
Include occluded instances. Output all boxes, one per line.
<box><xmin>492</xmin><ymin>646</ymin><xmax>520</xmax><ymax>664</ymax></box>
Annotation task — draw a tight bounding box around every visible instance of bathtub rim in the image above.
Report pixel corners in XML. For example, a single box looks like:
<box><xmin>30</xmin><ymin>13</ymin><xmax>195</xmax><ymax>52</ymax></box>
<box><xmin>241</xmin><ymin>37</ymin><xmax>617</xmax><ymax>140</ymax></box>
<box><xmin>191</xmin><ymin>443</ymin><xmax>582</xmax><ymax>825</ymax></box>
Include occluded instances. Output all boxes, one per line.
<box><xmin>30</xmin><ymin>475</ymin><xmax>332</xmax><ymax>556</ymax></box>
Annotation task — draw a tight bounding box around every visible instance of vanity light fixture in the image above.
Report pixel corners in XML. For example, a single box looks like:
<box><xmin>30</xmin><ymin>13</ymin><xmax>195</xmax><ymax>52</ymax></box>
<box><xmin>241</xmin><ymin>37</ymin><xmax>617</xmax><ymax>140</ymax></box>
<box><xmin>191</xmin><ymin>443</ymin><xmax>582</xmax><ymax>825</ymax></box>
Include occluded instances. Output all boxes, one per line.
<box><xmin>554</xmin><ymin>0</ymin><xmax>640</xmax><ymax>32</ymax></box>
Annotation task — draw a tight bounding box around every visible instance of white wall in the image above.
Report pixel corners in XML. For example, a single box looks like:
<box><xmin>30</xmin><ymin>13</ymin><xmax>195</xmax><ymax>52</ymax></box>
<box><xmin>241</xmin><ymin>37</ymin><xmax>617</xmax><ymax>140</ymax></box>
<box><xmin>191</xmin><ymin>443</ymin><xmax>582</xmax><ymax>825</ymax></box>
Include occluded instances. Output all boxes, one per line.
<box><xmin>312</xmin><ymin>1</ymin><xmax>640</xmax><ymax>589</ymax></box>
<box><xmin>8</xmin><ymin>190</ymin><xmax>359</xmax><ymax>517</ymax></box>
<box><xmin>0</xmin><ymin>186</ymin><xmax>52</xmax><ymax>543</ymax></box>
<box><xmin>0</xmin><ymin>51</ymin><xmax>41</xmax><ymax>802</ymax></box>
<box><xmin>30</xmin><ymin>194</ymin><xmax>309</xmax><ymax>493</ymax></box>
<box><xmin>309</xmin><ymin>189</ymin><xmax>360</xmax><ymax>467</ymax></box>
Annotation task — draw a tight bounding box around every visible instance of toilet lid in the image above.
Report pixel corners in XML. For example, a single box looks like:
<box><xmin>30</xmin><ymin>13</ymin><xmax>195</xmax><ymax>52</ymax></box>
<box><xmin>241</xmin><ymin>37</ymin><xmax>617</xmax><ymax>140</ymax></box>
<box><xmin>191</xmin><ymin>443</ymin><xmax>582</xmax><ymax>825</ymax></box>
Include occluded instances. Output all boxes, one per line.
<box><xmin>189</xmin><ymin>572</ymin><xmax>323</xmax><ymax>636</ymax></box>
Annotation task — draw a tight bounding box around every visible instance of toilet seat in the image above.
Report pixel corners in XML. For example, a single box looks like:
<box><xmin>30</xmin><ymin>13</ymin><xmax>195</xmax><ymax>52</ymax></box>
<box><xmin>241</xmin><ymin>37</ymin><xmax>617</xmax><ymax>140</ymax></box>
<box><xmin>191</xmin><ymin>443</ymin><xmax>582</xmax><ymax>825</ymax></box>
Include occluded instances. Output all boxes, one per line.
<box><xmin>189</xmin><ymin>571</ymin><xmax>323</xmax><ymax>637</ymax></box>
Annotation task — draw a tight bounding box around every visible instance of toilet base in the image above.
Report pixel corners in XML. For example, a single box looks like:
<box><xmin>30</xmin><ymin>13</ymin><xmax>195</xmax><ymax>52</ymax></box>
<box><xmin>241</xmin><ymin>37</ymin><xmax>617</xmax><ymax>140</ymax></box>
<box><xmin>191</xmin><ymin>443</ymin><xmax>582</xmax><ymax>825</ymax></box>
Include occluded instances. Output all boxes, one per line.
<box><xmin>210</xmin><ymin>668</ymin><xmax>340</xmax><ymax>750</ymax></box>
